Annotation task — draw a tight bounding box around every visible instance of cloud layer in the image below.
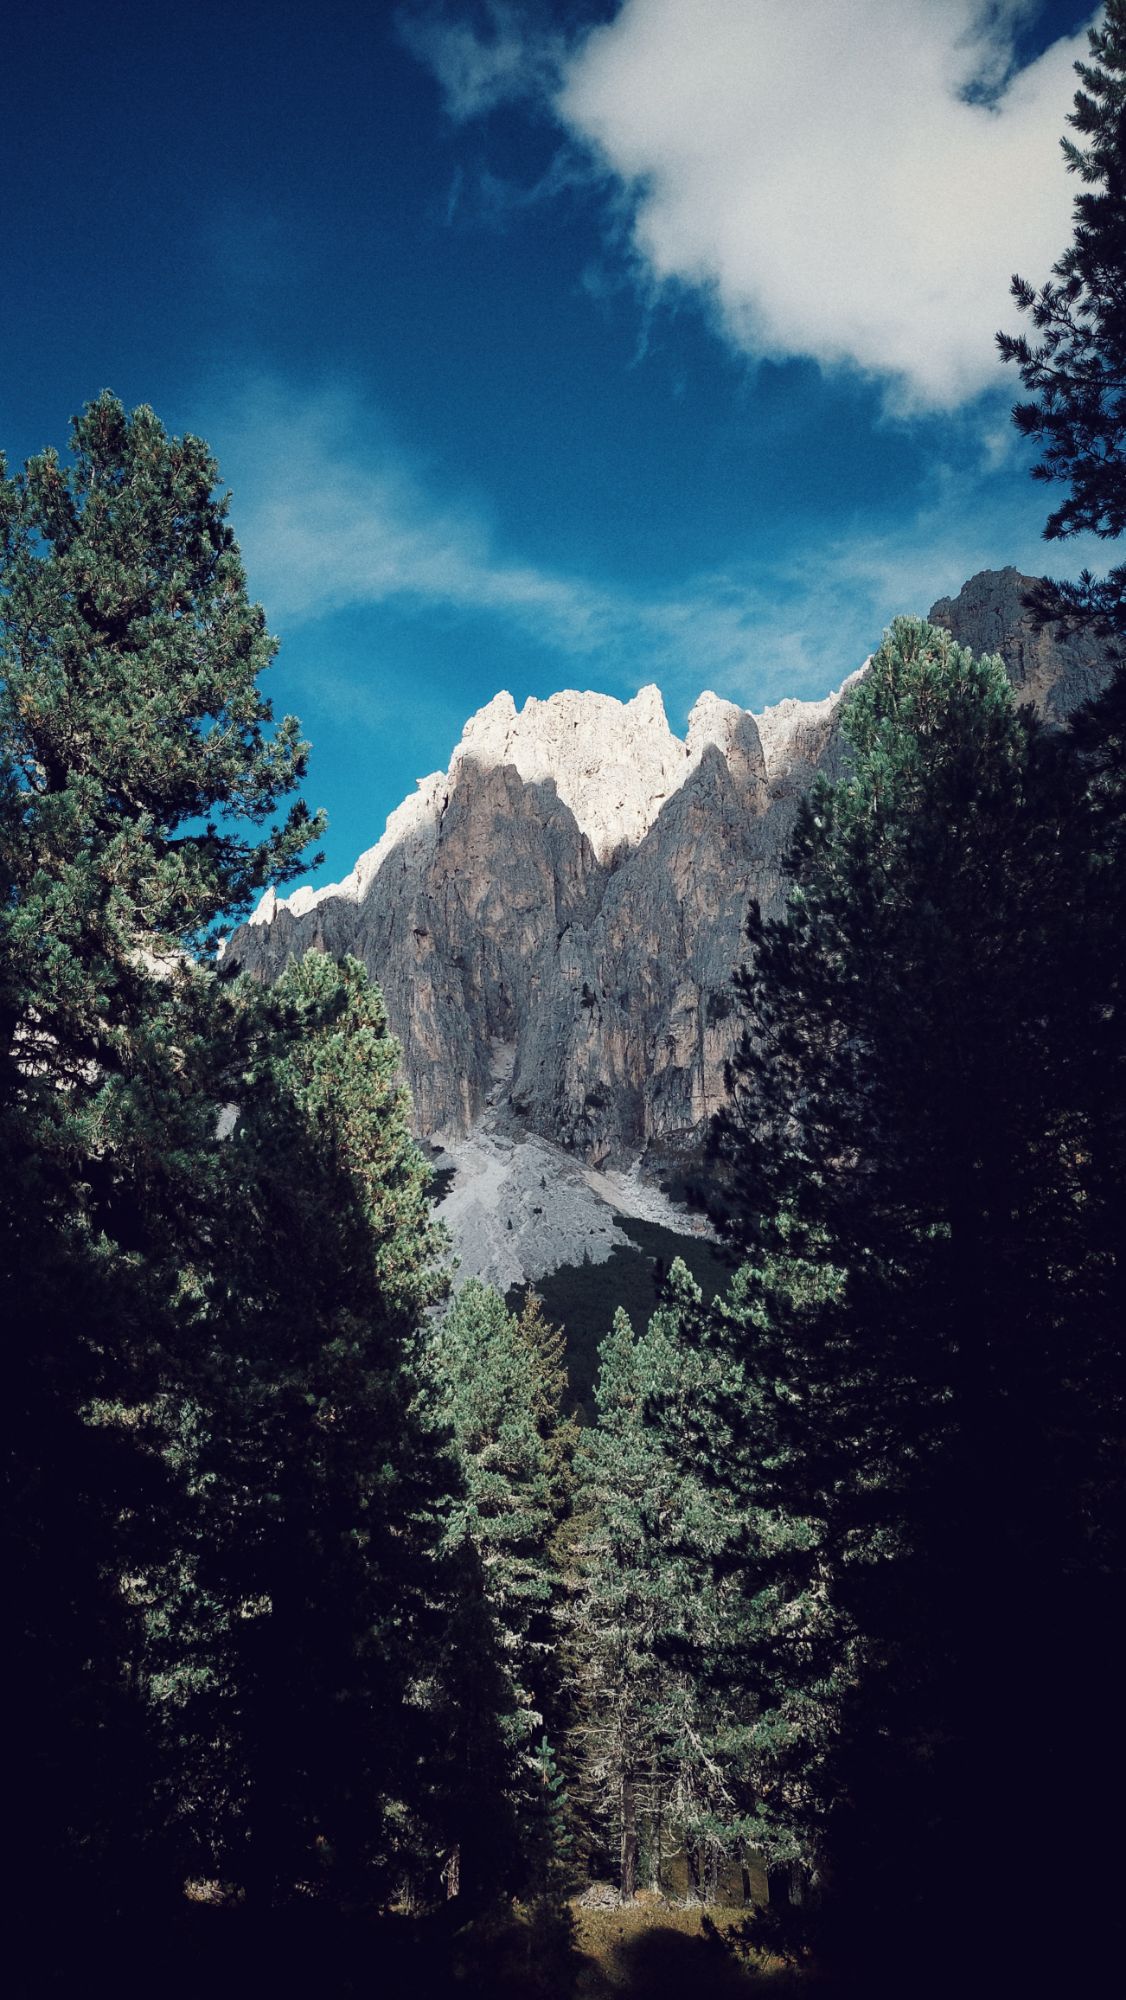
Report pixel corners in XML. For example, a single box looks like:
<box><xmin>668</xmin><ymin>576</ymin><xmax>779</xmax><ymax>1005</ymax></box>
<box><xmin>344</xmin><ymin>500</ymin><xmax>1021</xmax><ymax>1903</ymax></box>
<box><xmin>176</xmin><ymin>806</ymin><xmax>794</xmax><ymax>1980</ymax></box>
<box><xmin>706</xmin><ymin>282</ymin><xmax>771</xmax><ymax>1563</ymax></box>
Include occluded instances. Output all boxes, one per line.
<box><xmin>409</xmin><ymin>0</ymin><xmax>1097</xmax><ymax>409</ymax></box>
<box><xmin>213</xmin><ymin>379</ymin><xmax>1105</xmax><ymax>718</ymax></box>
<box><xmin>398</xmin><ymin>1</ymin><xmax>566</xmax><ymax>121</ymax></box>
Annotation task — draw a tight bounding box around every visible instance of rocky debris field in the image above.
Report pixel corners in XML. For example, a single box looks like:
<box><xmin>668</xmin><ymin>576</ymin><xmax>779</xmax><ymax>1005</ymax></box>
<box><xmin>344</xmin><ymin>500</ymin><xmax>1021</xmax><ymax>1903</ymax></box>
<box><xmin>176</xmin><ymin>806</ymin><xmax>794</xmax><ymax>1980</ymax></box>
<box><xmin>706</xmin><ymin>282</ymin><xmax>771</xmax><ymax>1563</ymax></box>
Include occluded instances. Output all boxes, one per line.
<box><xmin>431</xmin><ymin>1128</ymin><xmax>712</xmax><ymax>1293</ymax></box>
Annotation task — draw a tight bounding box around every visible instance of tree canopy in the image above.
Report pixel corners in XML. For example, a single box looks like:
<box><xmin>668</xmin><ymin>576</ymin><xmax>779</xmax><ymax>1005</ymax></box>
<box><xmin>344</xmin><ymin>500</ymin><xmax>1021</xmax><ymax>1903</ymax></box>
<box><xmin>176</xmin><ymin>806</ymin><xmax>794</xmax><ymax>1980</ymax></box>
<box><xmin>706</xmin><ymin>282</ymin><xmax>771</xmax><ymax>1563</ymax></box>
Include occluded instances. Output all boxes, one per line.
<box><xmin>701</xmin><ymin>615</ymin><xmax>1125</xmax><ymax>1989</ymax></box>
<box><xmin>1</xmin><ymin>400</ymin><xmax>514</xmax><ymax>1969</ymax></box>
<box><xmin>999</xmin><ymin>0</ymin><xmax>1126</xmax><ymax>629</ymax></box>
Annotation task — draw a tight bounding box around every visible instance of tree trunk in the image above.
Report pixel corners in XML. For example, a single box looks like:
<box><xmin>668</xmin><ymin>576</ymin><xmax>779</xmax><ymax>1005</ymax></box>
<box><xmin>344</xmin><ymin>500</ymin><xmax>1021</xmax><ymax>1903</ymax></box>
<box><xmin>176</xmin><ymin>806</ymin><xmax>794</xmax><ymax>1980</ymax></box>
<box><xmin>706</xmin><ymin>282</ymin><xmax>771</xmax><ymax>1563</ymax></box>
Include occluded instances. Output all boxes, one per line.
<box><xmin>650</xmin><ymin>1779</ymin><xmax>664</xmax><ymax>1892</ymax></box>
<box><xmin>444</xmin><ymin>1843</ymin><xmax>460</xmax><ymax>1899</ymax></box>
<box><xmin>768</xmin><ymin>1860</ymin><xmax>810</xmax><ymax>1909</ymax></box>
<box><xmin>704</xmin><ymin>1845</ymin><xmax>719</xmax><ymax>1906</ymax></box>
<box><xmin>619</xmin><ymin>1773</ymin><xmax>639</xmax><ymax>1901</ymax></box>
<box><xmin>768</xmin><ymin>1863</ymin><xmax>796</xmax><ymax>1909</ymax></box>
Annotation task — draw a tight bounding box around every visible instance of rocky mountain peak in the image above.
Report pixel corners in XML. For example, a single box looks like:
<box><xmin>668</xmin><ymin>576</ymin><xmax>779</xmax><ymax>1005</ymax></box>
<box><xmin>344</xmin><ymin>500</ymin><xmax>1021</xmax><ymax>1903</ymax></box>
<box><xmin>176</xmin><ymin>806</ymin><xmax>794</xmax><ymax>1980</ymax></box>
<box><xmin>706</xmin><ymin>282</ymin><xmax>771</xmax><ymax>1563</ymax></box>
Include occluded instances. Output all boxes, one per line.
<box><xmin>753</xmin><ymin>666</ymin><xmax>867</xmax><ymax>781</ymax></box>
<box><xmin>929</xmin><ymin>565</ymin><xmax>1111</xmax><ymax>719</ymax></box>
<box><xmin>249</xmin><ymin>768</ymin><xmax>449</xmax><ymax>927</ymax></box>
<box><xmin>450</xmin><ymin>682</ymin><xmax>688</xmax><ymax>863</ymax></box>
<box><xmin>230</xmin><ymin>569</ymin><xmax>1114</xmax><ymax>1188</ymax></box>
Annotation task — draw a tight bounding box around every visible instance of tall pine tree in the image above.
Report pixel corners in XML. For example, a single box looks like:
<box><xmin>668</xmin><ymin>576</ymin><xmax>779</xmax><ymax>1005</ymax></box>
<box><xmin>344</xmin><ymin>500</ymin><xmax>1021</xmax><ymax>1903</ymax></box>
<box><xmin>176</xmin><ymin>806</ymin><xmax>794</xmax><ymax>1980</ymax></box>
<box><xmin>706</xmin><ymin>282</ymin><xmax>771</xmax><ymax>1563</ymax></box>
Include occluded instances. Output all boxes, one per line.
<box><xmin>1</xmin><ymin>399</ymin><xmax>516</xmax><ymax>1961</ymax></box>
<box><xmin>998</xmin><ymin>0</ymin><xmax>1126</xmax><ymax>632</ymax></box>
<box><xmin>164</xmin><ymin>953</ymin><xmax>501</xmax><ymax>1908</ymax></box>
<box><xmin>708</xmin><ymin>616</ymin><xmax>1124</xmax><ymax>1988</ymax></box>
<box><xmin>429</xmin><ymin>1280</ymin><xmax>572</xmax><ymax>1885</ymax></box>
<box><xmin>572</xmin><ymin>1268</ymin><xmax>750</xmax><ymax>1903</ymax></box>
<box><xmin>1</xmin><ymin>394</ymin><xmax>323</xmax><ymax>1937</ymax></box>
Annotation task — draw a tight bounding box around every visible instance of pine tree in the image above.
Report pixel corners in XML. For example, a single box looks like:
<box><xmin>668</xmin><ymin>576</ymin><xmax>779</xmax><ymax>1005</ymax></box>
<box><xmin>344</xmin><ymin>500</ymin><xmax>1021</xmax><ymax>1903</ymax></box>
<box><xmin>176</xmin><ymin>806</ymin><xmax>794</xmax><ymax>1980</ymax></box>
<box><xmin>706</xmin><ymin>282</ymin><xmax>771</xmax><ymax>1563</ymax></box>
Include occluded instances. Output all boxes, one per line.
<box><xmin>571</xmin><ymin>1271</ymin><xmax>746</xmax><ymax>1903</ymax></box>
<box><xmin>162</xmin><ymin>953</ymin><xmax>491</xmax><ymax>1907</ymax></box>
<box><xmin>657</xmin><ymin>1233</ymin><xmax>855</xmax><ymax>1946</ymax></box>
<box><xmin>709</xmin><ymin>616</ymin><xmax>1125</xmax><ymax>1986</ymax></box>
<box><xmin>998</xmin><ymin>1</ymin><xmax>1126</xmax><ymax>632</ymax></box>
<box><xmin>0</xmin><ymin>400</ymin><xmax>517</xmax><ymax>1948</ymax></box>
<box><xmin>571</xmin><ymin>1306</ymin><xmax>664</xmax><ymax>1898</ymax></box>
<box><xmin>1</xmin><ymin>395</ymin><xmax>324</xmax><ymax>1937</ymax></box>
<box><xmin>429</xmin><ymin>1279</ymin><xmax>572</xmax><ymax>1880</ymax></box>
<box><xmin>515</xmin><ymin>1290</ymin><xmax>579</xmax><ymax>1528</ymax></box>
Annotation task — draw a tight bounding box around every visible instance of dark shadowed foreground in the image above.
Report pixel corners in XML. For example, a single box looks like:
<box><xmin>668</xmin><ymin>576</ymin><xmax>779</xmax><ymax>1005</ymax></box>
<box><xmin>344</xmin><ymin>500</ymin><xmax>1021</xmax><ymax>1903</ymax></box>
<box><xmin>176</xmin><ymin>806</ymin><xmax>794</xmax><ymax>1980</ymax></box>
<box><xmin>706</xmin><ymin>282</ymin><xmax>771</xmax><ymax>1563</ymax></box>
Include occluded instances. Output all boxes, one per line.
<box><xmin>14</xmin><ymin>1896</ymin><xmax>815</xmax><ymax>2000</ymax></box>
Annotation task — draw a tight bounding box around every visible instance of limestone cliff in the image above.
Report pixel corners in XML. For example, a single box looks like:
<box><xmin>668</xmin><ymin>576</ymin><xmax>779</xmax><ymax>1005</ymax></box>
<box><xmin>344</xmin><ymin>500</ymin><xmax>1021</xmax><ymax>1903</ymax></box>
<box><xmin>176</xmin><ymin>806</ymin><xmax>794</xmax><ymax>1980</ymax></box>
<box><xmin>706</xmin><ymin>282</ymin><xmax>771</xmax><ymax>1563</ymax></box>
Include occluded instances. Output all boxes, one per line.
<box><xmin>226</xmin><ymin>570</ymin><xmax>1109</xmax><ymax>1167</ymax></box>
<box><xmin>929</xmin><ymin>566</ymin><xmax>1111</xmax><ymax>719</ymax></box>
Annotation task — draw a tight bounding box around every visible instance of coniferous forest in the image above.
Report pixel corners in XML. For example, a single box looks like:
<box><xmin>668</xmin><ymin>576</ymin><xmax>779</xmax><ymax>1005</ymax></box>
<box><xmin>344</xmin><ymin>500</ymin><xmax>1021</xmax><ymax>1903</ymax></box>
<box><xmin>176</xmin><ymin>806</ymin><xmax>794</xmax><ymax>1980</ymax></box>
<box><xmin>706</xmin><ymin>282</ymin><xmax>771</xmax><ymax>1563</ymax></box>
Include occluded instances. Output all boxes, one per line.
<box><xmin>3</xmin><ymin>10</ymin><xmax>1125</xmax><ymax>1997</ymax></box>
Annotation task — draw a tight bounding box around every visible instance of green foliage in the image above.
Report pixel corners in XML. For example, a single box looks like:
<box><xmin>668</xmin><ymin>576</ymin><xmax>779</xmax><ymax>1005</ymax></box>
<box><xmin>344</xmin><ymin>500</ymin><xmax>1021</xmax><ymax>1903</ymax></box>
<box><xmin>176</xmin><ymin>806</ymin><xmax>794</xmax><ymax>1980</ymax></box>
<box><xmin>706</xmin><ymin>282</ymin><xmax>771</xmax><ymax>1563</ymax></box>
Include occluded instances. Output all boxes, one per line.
<box><xmin>571</xmin><ymin>1303</ymin><xmax>666</xmax><ymax>1891</ymax></box>
<box><xmin>525</xmin><ymin>1734</ymin><xmax>574</xmax><ymax>1900</ymax></box>
<box><xmin>717</xmin><ymin>618</ymin><xmax>1075</xmax><ymax>1266</ymax></box>
<box><xmin>1</xmin><ymin>400</ymin><xmax>513</xmax><ymax>1952</ymax></box>
<box><xmin>514</xmin><ymin>1290</ymin><xmax>579</xmax><ymax>1520</ymax></box>
<box><xmin>706</xmin><ymin>616</ymin><xmax>1126</xmax><ymax>1987</ymax></box>
<box><xmin>159</xmin><ymin>954</ymin><xmax>480</xmax><ymax>1903</ymax></box>
<box><xmin>508</xmin><ymin>1216</ymin><xmax>730</xmax><ymax>1418</ymax></box>
<box><xmin>1</xmin><ymin>396</ymin><xmax>322</xmax><ymax>1932</ymax></box>
<box><xmin>429</xmin><ymin>1280</ymin><xmax>573</xmax><ymax>1878</ymax></box>
<box><xmin>570</xmin><ymin>1267</ymin><xmax>754</xmax><ymax>1899</ymax></box>
<box><xmin>0</xmin><ymin>392</ymin><xmax>323</xmax><ymax>961</ymax></box>
<box><xmin>998</xmin><ymin>2</ymin><xmax>1126</xmax><ymax>631</ymax></box>
<box><xmin>998</xmin><ymin>3</ymin><xmax>1126</xmax><ymax>544</ymax></box>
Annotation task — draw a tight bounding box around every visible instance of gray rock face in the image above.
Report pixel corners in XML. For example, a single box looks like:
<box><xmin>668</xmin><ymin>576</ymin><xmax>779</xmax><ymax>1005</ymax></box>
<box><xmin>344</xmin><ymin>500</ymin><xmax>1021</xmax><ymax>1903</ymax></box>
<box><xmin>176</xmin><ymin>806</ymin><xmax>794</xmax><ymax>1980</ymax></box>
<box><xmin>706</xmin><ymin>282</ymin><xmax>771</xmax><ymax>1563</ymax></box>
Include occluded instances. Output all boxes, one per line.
<box><xmin>226</xmin><ymin>570</ymin><xmax>1110</xmax><ymax>1167</ymax></box>
<box><xmin>929</xmin><ymin>566</ymin><xmax>1110</xmax><ymax>721</ymax></box>
<box><xmin>428</xmin><ymin>1124</ymin><xmax>714</xmax><ymax>1294</ymax></box>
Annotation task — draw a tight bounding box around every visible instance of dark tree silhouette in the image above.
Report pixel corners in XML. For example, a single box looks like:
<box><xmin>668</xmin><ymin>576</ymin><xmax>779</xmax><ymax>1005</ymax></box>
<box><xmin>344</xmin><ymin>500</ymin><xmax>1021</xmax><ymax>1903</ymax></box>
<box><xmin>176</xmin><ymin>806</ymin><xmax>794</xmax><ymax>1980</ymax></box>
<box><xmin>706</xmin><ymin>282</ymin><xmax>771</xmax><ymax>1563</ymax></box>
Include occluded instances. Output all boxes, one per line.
<box><xmin>999</xmin><ymin>0</ymin><xmax>1126</xmax><ymax>634</ymax></box>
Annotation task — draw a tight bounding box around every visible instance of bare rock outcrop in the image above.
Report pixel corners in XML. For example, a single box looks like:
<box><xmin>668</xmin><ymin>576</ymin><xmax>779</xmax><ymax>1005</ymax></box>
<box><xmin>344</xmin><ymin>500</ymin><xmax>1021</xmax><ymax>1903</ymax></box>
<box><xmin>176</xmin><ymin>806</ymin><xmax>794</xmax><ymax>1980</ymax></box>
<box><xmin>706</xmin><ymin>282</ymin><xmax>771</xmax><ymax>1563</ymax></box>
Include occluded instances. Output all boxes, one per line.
<box><xmin>229</xmin><ymin>674</ymin><xmax>819</xmax><ymax>1160</ymax></box>
<box><xmin>227</xmin><ymin>569</ymin><xmax>1111</xmax><ymax>1168</ymax></box>
<box><xmin>929</xmin><ymin>566</ymin><xmax>1110</xmax><ymax>721</ymax></box>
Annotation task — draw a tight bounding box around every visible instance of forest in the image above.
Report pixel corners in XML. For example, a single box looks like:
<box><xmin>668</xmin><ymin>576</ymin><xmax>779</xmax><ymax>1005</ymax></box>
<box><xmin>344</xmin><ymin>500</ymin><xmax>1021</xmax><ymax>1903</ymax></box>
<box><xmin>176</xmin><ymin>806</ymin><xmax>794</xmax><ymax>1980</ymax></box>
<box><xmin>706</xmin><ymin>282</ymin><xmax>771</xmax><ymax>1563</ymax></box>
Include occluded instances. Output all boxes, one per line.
<box><xmin>3</xmin><ymin>11</ymin><xmax>1124</xmax><ymax>1998</ymax></box>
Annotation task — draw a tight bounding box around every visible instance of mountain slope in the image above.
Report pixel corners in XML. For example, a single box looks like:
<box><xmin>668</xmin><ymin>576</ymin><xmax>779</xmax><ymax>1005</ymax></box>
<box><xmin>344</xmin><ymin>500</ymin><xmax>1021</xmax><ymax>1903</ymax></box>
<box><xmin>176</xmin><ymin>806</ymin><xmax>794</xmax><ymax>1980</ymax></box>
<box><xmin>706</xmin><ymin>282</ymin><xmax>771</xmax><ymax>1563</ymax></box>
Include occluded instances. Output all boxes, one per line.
<box><xmin>227</xmin><ymin>570</ymin><xmax>1111</xmax><ymax>1175</ymax></box>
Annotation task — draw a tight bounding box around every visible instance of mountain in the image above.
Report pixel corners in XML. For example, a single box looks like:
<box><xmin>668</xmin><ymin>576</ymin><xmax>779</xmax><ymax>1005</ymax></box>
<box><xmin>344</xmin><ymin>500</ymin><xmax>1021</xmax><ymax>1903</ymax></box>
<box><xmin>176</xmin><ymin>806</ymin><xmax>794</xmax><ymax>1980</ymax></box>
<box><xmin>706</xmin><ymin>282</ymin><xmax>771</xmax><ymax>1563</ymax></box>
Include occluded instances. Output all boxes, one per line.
<box><xmin>226</xmin><ymin>570</ymin><xmax>1112</xmax><ymax>1279</ymax></box>
<box><xmin>228</xmin><ymin>672</ymin><xmax>844</xmax><ymax>1165</ymax></box>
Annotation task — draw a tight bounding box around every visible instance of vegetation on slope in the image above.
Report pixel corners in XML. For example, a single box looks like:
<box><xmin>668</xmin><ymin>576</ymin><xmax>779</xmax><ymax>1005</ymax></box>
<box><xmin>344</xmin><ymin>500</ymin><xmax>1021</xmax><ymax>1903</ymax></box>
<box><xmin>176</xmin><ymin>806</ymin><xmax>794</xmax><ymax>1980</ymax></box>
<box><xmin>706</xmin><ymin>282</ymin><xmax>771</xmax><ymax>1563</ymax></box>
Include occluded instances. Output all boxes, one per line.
<box><xmin>507</xmin><ymin>1218</ymin><xmax>730</xmax><ymax>1417</ymax></box>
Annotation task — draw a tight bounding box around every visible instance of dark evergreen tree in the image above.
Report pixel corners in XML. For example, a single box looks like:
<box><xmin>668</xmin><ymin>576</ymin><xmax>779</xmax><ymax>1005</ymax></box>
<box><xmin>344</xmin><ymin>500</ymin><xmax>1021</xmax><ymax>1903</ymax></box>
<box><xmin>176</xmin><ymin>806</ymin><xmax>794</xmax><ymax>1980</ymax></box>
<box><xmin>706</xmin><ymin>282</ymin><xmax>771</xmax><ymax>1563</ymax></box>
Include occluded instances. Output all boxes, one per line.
<box><xmin>515</xmin><ymin>1290</ymin><xmax>579</xmax><ymax>1532</ymax></box>
<box><xmin>998</xmin><ymin>0</ymin><xmax>1126</xmax><ymax>633</ymax></box>
<box><xmin>166</xmin><ymin>953</ymin><xmax>506</xmax><ymax>1907</ymax></box>
<box><xmin>0</xmin><ymin>395</ymin><xmax>323</xmax><ymax>1943</ymax></box>
<box><xmin>429</xmin><ymin>1280</ymin><xmax>572</xmax><ymax>1881</ymax></box>
<box><xmin>1</xmin><ymin>400</ymin><xmax>517</xmax><ymax>1959</ymax></box>
<box><xmin>708</xmin><ymin>617</ymin><xmax>1124</xmax><ymax>1989</ymax></box>
<box><xmin>571</xmin><ymin>1272</ymin><xmax>746</xmax><ymax>1903</ymax></box>
<box><xmin>656</xmin><ymin>1243</ymin><xmax>850</xmax><ymax>1932</ymax></box>
<box><xmin>570</xmin><ymin>1306</ymin><xmax>666</xmax><ymax>1898</ymax></box>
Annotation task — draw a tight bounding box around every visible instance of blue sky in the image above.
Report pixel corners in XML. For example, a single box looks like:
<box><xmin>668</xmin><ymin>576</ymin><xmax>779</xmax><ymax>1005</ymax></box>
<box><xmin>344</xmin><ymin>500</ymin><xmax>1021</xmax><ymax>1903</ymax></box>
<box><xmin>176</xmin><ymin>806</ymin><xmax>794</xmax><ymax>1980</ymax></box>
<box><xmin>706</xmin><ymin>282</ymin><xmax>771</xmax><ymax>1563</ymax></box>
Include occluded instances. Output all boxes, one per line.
<box><xmin>0</xmin><ymin>0</ymin><xmax>1107</xmax><ymax>884</ymax></box>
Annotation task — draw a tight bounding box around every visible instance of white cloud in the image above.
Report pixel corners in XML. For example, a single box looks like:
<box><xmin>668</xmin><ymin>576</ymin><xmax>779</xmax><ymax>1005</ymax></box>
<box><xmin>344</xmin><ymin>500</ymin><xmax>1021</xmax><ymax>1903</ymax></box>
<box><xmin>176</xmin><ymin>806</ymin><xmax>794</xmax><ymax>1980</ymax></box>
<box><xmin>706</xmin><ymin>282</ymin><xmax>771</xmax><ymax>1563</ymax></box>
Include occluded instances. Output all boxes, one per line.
<box><xmin>220</xmin><ymin>381</ymin><xmax>618</xmax><ymax>646</ymax></box>
<box><xmin>396</xmin><ymin>1</ymin><xmax>564</xmax><ymax>120</ymax></box>
<box><xmin>211</xmin><ymin>378</ymin><xmax>1104</xmax><ymax>722</ymax></box>
<box><xmin>215</xmin><ymin>383</ymin><xmax>785</xmax><ymax>693</ymax></box>
<box><xmin>406</xmin><ymin>0</ymin><xmax>1099</xmax><ymax>409</ymax></box>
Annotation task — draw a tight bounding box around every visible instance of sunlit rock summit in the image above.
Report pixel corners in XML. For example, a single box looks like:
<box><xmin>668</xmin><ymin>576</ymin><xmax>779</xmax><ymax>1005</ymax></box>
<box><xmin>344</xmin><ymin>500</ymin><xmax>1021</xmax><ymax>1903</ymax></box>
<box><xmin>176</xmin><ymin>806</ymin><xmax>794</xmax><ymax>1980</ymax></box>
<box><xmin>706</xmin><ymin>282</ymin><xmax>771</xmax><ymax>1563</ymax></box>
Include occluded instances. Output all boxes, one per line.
<box><xmin>229</xmin><ymin>675</ymin><xmax>834</xmax><ymax>1166</ymax></box>
<box><xmin>227</xmin><ymin>570</ymin><xmax>1111</xmax><ymax>1188</ymax></box>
